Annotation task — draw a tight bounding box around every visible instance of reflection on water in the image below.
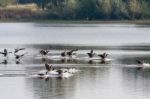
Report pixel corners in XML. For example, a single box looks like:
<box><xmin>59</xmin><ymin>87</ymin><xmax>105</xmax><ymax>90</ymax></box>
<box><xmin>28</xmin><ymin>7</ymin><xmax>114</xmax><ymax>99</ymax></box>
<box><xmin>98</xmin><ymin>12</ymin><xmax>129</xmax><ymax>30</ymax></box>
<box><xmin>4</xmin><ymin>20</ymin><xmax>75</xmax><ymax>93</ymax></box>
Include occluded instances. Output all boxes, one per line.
<box><xmin>1</xmin><ymin>67</ymin><xmax>150</xmax><ymax>99</ymax></box>
<box><xmin>0</xmin><ymin>23</ymin><xmax>150</xmax><ymax>99</ymax></box>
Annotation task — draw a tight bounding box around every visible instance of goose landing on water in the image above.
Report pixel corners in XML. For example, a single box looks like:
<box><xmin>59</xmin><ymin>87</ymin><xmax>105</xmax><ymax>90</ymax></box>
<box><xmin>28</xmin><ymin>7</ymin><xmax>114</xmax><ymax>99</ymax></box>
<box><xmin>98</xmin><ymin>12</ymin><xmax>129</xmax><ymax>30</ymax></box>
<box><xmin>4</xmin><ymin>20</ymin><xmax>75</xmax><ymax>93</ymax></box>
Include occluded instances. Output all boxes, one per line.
<box><xmin>39</xmin><ymin>50</ymin><xmax>49</xmax><ymax>58</ymax></box>
<box><xmin>0</xmin><ymin>49</ymin><xmax>12</xmax><ymax>57</ymax></box>
<box><xmin>67</xmin><ymin>49</ymin><xmax>78</xmax><ymax>56</ymax></box>
<box><xmin>61</xmin><ymin>49</ymin><xmax>78</xmax><ymax>57</ymax></box>
<box><xmin>87</xmin><ymin>49</ymin><xmax>96</xmax><ymax>58</ymax></box>
<box><xmin>137</xmin><ymin>60</ymin><xmax>150</xmax><ymax>67</ymax></box>
<box><xmin>98</xmin><ymin>53</ymin><xmax>112</xmax><ymax>63</ymax></box>
<box><xmin>36</xmin><ymin>64</ymin><xmax>79</xmax><ymax>78</ymax></box>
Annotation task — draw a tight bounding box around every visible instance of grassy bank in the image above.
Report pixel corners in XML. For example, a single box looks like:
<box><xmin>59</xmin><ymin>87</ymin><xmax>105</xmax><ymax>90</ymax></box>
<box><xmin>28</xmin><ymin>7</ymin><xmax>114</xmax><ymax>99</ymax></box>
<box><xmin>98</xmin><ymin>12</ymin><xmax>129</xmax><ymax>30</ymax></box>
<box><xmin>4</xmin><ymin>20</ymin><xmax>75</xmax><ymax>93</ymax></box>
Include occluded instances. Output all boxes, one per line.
<box><xmin>0</xmin><ymin>4</ymin><xmax>149</xmax><ymax>24</ymax></box>
<box><xmin>0</xmin><ymin>4</ymin><xmax>150</xmax><ymax>25</ymax></box>
<box><xmin>31</xmin><ymin>19</ymin><xmax>150</xmax><ymax>25</ymax></box>
<box><xmin>0</xmin><ymin>19</ymin><xmax>150</xmax><ymax>25</ymax></box>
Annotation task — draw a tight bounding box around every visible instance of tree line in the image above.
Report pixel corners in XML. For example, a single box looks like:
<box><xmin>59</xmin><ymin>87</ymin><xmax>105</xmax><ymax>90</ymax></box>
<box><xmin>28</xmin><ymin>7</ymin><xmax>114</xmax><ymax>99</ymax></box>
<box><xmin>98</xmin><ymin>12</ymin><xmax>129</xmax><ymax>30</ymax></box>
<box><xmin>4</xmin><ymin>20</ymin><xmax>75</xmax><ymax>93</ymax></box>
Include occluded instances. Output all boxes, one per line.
<box><xmin>0</xmin><ymin>0</ymin><xmax>150</xmax><ymax>20</ymax></box>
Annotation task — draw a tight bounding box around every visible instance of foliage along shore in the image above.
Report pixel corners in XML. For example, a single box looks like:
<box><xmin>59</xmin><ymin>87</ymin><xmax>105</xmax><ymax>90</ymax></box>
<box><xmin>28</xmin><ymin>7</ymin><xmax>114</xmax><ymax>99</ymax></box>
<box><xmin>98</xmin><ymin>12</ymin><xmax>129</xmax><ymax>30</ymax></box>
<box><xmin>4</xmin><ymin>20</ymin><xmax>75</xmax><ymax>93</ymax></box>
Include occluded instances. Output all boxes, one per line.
<box><xmin>0</xmin><ymin>0</ymin><xmax>150</xmax><ymax>24</ymax></box>
<box><xmin>1</xmin><ymin>18</ymin><xmax>150</xmax><ymax>25</ymax></box>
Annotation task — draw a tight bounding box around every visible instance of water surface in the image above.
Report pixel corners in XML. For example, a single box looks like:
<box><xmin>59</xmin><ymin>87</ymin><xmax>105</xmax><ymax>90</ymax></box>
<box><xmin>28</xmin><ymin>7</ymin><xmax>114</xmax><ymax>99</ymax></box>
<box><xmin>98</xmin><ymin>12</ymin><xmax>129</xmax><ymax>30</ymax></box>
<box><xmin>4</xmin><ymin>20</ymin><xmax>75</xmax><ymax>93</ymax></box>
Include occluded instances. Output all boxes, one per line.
<box><xmin>0</xmin><ymin>23</ymin><xmax>150</xmax><ymax>99</ymax></box>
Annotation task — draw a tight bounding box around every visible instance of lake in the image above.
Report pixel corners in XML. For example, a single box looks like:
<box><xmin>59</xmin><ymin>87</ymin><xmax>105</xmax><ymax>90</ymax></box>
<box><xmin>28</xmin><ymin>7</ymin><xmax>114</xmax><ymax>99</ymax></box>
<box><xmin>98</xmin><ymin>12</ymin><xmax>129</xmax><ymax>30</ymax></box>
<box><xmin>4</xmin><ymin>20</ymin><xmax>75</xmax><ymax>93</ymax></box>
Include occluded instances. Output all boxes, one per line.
<box><xmin>0</xmin><ymin>23</ymin><xmax>150</xmax><ymax>99</ymax></box>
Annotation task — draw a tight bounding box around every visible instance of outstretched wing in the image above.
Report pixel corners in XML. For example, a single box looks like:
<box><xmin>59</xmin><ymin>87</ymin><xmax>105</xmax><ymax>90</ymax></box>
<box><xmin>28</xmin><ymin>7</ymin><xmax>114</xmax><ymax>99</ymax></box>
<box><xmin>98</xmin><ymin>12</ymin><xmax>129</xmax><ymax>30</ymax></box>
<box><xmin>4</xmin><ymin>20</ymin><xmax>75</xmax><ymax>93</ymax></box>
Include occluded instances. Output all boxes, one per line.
<box><xmin>67</xmin><ymin>49</ymin><xmax>78</xmax><ymax>56</ymax></box>
<box><xmin>98</xmin><ymin>54</ymin><xmax>104</xmax><ymax>58</ymax></box>
<box><xmin>20</xmin><ymin>54</ymin><xmax>25</xmax><ymax>57</ymax></box>
<box><xmin>0</xmin><ymin>52</ymin><xmax>5</xmax><ymax>55</ymax></box>
<box><xmin>19</xmin><ymin>48</ymin><xmax>25</xmax><ymax>50</ymax></box>
<box><xmin>104</xmin><ymin>53</ymin><xmax>108</xmax><ymax>58</ymax></box>
<box><xmin>15</xmin><ymin>48</ymin><xmax>26</xmax><ymax>53</ymax></box>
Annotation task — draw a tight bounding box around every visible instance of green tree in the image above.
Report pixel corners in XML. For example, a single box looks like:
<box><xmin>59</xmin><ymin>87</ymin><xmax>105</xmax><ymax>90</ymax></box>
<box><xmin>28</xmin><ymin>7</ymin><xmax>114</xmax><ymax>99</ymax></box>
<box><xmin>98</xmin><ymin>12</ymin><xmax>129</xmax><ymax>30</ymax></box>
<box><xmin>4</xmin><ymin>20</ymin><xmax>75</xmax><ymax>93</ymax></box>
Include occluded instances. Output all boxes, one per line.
<box><xmin>96</xmin><ymin>0</ymin><xmax>112</xmax><ymax>19</ymax></box>
<box><xmin>76</xmin><ymin>0</ymin><xmax>97</xmax><ymax>19</ymax></box>
<box><xmin>0</xmin><ymin>0</ymin><xmax>14</xmax><ymax>7</ymax></box>
<box><xmin>111</xmin><ymin>0</ymin><xmax>129</xmax><ymax>19</ymax></box>
<box><xmin>140</xmin><ymin>0</ymin><xmax>150</xmax><ymax>19</ymax></box>
<box><xmin>128</xmin><ymin>0</ymin><xmax>141</xmax><ymax>19</ymax></box>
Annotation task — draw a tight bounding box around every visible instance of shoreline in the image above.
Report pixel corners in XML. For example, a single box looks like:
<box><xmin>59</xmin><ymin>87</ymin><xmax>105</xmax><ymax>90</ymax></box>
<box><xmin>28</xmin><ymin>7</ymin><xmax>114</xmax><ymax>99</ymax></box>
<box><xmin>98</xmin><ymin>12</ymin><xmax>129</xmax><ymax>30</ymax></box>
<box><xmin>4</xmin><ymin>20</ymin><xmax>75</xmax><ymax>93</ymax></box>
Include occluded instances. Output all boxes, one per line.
<box><xmin>0</xmin><ymin>19</ymin><xmax>150</xmax><ymax>25</ymax></box>
<box><xmin>0</xmin><ymin>43</ymin><xmax>150</xmax><ymax>51</ymax></box>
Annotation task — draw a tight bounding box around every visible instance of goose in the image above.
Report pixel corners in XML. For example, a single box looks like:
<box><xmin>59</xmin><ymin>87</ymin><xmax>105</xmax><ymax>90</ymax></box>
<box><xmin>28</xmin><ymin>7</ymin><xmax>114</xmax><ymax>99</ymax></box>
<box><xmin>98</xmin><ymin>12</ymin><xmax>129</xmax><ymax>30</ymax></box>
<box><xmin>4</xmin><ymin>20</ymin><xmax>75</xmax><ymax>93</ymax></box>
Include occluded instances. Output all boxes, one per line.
<box><xmin>38</xmin><ymin>64</ymin><xmax>74</xmax><ymax>78</ymax></box>
<box><xmin>38</xmin><ymin>64</ymin><xmax>58</xmax><ymax>75</ymax></box>
<box><xmin>98</xmin><ymin>53</ymin><xmax>112</xmax><ymax>62</ymax></box>
<box><xmin>60</xmin><ymin>50</ymin><xmax>77</xmax><ymax>60</ymax></box>
<box><xmin>0</xmin><ymin>49</ymin><xmax>12</xmax><ymax>57</ymax></box>
<box><xmin>37</xmin><ymin>64</ymin><xmax>57</xmax><ymax>78</ymax></box>
<box><xmin>40</xmin><ymin>50</ymin><xmax>49</xmax><ymax>56</ymax></box>
<box><xmin>87</xmin><ymin>49</ymin><xmax>96</xmax><ymax>58</ymax></box>
<box><xmin>61</xmin><ymin>51</ymin><xmax>67</xmax><ymax>57</ymax></box>
<box><xmin>98</xmin><ymin>53</ymin><xmax>108</xmax><ymax>59</ymax></box>
<box><xmin>67</xmin><ymin>49</ymin><xmax>78</xmax><ymax>56</ymax></box>
<box><xmin>37</xmin><ymin>64</ymin><xmax>51</xmax><ymax>79</ymax></box>
<box><xmin>14</xmin><ymin>53</ymin><xmax>26</xmax><ymax>64</ymax></box>
<box><xmin>137</xmin><ymin>60</ymin><xmax>150</xmax><ymax>67</ymax></box>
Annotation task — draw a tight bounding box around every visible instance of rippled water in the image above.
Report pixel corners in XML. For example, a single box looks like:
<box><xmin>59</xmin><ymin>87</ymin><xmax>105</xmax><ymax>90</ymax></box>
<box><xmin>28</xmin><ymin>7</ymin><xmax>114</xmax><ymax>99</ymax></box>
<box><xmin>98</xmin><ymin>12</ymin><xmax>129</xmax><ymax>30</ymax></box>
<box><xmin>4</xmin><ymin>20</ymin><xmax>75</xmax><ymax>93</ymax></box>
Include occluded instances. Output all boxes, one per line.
<box><xmin>0</xmin><ymin>23</ymin><xmax>150</xmax><ymax>99</ymax></box>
